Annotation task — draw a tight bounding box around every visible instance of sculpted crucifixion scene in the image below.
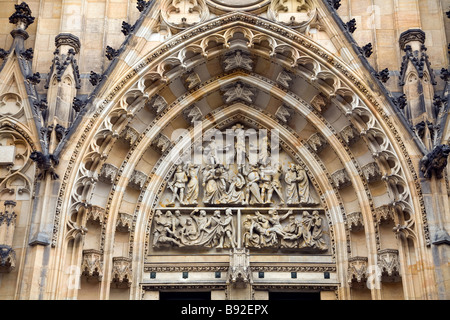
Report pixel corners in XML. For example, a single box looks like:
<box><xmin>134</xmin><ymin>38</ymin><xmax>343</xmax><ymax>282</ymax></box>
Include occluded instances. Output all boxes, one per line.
<box><xmin>152</xmin><ymin>123</ymin><xmax>328</xmax><ymax>252</ymax></box>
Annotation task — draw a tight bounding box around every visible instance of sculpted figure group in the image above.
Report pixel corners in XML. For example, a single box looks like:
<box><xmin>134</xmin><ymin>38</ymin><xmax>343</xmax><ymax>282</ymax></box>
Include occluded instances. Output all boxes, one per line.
<box><xmin>153</xmin><ymin>208</ymin><xmax>237</xmax><ymax>249</ymax></box>
<box><xmin>243</xmin><ymin>209</ymin><xmax>327</xmax><ymax>250</ymax></box>
<box><xmin>167</xmin><ymin>161</ymin><xmax>317</xmax><ymax>207</ymax></box>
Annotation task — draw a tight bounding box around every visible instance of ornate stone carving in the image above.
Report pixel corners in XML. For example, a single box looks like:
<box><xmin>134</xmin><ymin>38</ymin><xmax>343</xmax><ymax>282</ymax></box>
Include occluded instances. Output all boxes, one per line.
<box><xmin>344</xmin><ymin>18</ymin><xmax>356</xmax><ymax>33</ymax></box>
<box><xmin>116</xmin><ymin>212</ymin><xmax>132</xmax><ymax>232</ymax></box>
<box><xmin>111</xmin><ymin>257</ymin><xmax>132</xmax><ymax>288</ymax></box>
<box><xmin>378</xmin><ymin>249</ymin><xmax>401</xmax><ymax>282</ymax></box>
<box><xmin>9</xmin><ymin>2</ymin><xmax>35</xmax><ymax>29</ymax></box>
<box><xmin>147</xmin><ymin>95</ymin><xmax>168</xmax><ymax>114</ymax></box>
<box><xmin>86</xmin><ymin>205</ymin><xmax>106</xmax><ymax>224</ymax></box>
<box><xmin>399</xmin><ymin>29</ymin><xmax>426</xmax><ymax>50</ymax></box>
<box><xmin>128</xmin><ymin>170</ymin><xmax>147</xmax><ymax>190</ymax></box>
<box><xmin>120</xmin><ymin>126</ymin><xmax>139</xmax><ymax>145</ymax></box>
<box><xmin>183</xmin><ymin>105</ymin><xmax>203</xmax><ymax>125</ymax></box>
<box><xmin>374</xmin><ymin>205</ymin><xmax>395</xmax><ymax>225</ymax></box>
<box><xmin>222</xmin><ymin>82</ymin><xmax>256</xmax><ymax>104</ymax></box>
<box><xmin>267</xmin><ymin>0</ymin><xmax>318</xmax><ymax>31</ymax></box>
<box><xmin>359</xmin><ymin>43</ymin><xmax>373</xmax><ymax>58</ymax></box>
<box><xmin>331</xmin><ymin>168</ymin><xmax>351</xmax><ymax>189</ymax></box>
<box><xmin>0</xmin><ymin>245</ymin><xmax>16</xmax><ymax>273</ymax></box>
<box><xmin>0</xmin><ymin>201</ymin><xmax>17</xmax><ymax>273</ymax></box>
<box><xmin>285</xmin><ymin>164</ymin><xmax>317</xmax><ymax>205</ymax></box>
<box><xmin>340</xmin><ymin>125</ymin><xmax>359</xmax><ymax>146</ymax></box>
<box><xmin>420</xmin><ymin>144</ymin><xmax>450</xmax><ymax>179</ymax></box>
<box><xmin>276</xmin><ymin>70</ymin><xmax>294</xmax><ymax>88</ymax></box>
<box><xmin>308</xmin><ymin>132</ymin><xmax>327</xmax><ymax>153</ymax></box>
<box><xmin>152</xmin><ymin>208</ymin><xmax>237</xmax><ymax>249</ymax></box>
<box><xmin>399</xmin><ymin>42</ymin><xmax>436</xmax><ymax>86</ymax></box>
<box><xmin>30</xmin><ymin>151</ymin><xmax>59</xmax><ymax>180</ymax></box>
<box><xmin>161</xmin><ymin>0</ymin><xmax>208</xmax><ymax>30</ymax></box>
<box><xmin>227</xmin><ymin>248</ymin><xmax>252</xmax><ymax>288</ymax></box>
<box><xmin>183</xmin><ymin>71</ymin><xmax>201</xmax><ymax>90</ymax></box>
<box><xmin>243</xmin><ymin>209</ymin><xmax>327</xmax><ymax>251</ymax></box>
<box><xmin>348</xmin><ymin>257</ymin><xmax>368</xmax><ymax>288</ymax></box>
<box><xmin>81</xmin><ymin>249</ymin><xmax>103</xmax><ymax>281</ymax></box>
<box><xmin>347</xmin><ymin>211</ymin><xmax>364</xmax><ymax>232</ymax></box>
<box><xmin>362</xmin><ymin>162</ymin><xmax>381</xmax><ymax>183</ymax></box>
<box><xmin>223</xmin><ymin>50</ymin><xmax>253</xmax><ymax>72</ymax></box>
<box><xmin>151</xmin><ymin>133</ymin><xmax>171</xmax><ymax>153</ymax></box>
<box><xmin>99</xmin><ymin>163</ymin><xmax>118</xmax><ymax>184</ymax></box>
<box><xmin>375</xmin><ymin>68</ymin><xmax>390</xmax><ymax>83</ymax></box>
<box><xmin>105</xmin><ymin>46</ymin><xmax>119</xmax><ymax>61</ymax></box>
<box><xmin>275</xmin><ymin>105</ymin><xmax>294</xmax><ymax>123</ymax></box>
<box><xmin>121</xmin><ymin>21</ymin><xmax>134</xmax><ymax>36</ymax></box>
<box><xmin>310</xmin><ymin>93</ymin><xmax>328</xmax><ymax>112</ymax></box>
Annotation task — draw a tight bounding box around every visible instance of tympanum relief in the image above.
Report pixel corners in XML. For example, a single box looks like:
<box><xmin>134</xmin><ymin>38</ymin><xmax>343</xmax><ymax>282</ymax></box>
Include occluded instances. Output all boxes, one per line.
<box><xmin>151</xmin><ymin>123</ymin><xmax>328</xmax><ymax>253</ymax></box>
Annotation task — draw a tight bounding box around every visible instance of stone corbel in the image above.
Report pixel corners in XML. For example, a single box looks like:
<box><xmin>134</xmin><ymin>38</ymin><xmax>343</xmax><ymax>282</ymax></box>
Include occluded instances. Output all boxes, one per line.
<box><xmin>374</xmin><ymin>205</ymin><xmax>395</xmax><ymax>225</ymax></box>
<box><xmin>347</xmin><ymin>256</ymin><xmax>368</xmax><ymax>288</ymax></box>
<box><xmin>276</xmin><ymin>70</ymin><xmax>294</xmax><ymax>89</ymax></box>
<box><xmin>275</xmin><ymin>105</ymin><xmax>294</xmax><ymax>124</ymax></box>
<box><xmin>222</xmin><ymin>50</ymin><xmax>253</xmax><ymax>72</ymax></box>
<box><xmin>227</xmin><ymin>248</ymin><xmax>252</xmax><ymax>288</ymax></box>
<box><xmin>183</xmin><ymin>105</ymin><xmax>203</xmax><ymax>125</ymax></box>
<box><xmin>310</xmin><ymin>93</ymin><xmax>329</xmax><ymax>113</ymax></box>
<box><xmin>331</xmin><ymin>168</ymin><xmax>351</xmax><ymax>190</ymax></box>
<box><xmin>99</xmin><ymin>163</ymin><xmax>118</xmax><ymax>184</ymax></box>
<box><xmin>81</xmin><ymin>249</ymin><xmax>103</xmax><ymax>281</ymax></box>
<box><xmin>347</xmin><ymin>211</ymin><xmax>364</xmax><ymax>232</ymax></box>
<box><xmin>120</xmin><ymin>126</ymin><xmax>139</xmax><ymax>146</ymax></box>
<box><xmin>340</xmin><ymin>125</ymin><xmax>360</xmax><ymax>146</ymax></box>
<box><xmin>86</xmin><ymin>205</ymin><xmax>106</xmax><ymax>224</ymax></box>
<box><xmin>362</xmin><ymin>162</ymin><xmax>381</xmax><ymax>183</ymax></box>
<box><xmin>147</xmin><ymin>95</ymin><xmax>168</xmax><ymax>114</ymax></box>
<box><xmin>377</xmin><ymin>249</ymin><xmax>401</xmax><ymax>282</ymax></box>
<box><xmin>111</xmin><ymin>257</ymin><xmax>132</xmax><ymax>288</ymax></box>
<box><xmin>307</xmin><ymin>132</ymin><xmax>327</xmax><ymax>153</ymax></box>
<box><xmin>128</xmin><ymin>170</ymin><xmax>147</xmax><ymax>190</ymax></box>
<box><xmin>151</xmin><ymin>133</ymin><xmax>171</xmax><ymax>154</ymax></box>
<box><xmin>116</xmin><ymin>212</ymin><xmax>132</xmax><ymax>233</ymax></box>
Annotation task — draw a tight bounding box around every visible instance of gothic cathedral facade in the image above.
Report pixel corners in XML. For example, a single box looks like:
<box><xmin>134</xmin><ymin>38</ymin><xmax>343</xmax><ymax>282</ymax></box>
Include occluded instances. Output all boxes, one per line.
<box><xmin>0</xmin><ymin>0</ymin><xmax>449</xmax><ymax>300</ymax></box>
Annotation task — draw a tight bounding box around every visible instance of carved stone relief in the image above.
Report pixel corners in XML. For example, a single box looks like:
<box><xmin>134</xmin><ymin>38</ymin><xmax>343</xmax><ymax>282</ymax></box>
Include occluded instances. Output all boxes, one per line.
<box><xmin>151</xmin><ymin>208</ymin><xmax>328</xmax><ymax>252</ymax></box>
<box><xmin>243</xmin><ymin>209</ymin><xmax>327</xmax><ymax>251</ymax></box>
<box><xmin>151</xmin><ymin>123</ymin><xmax>327</xmax><ymax>253</ymax></box>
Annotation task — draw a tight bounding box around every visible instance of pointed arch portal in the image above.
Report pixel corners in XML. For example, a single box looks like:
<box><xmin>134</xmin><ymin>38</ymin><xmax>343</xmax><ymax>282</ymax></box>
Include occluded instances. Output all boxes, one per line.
<box><xmin>48</xmin><ymin>10</ymin><xmax>436</xmax><ymax>301</ymax></box>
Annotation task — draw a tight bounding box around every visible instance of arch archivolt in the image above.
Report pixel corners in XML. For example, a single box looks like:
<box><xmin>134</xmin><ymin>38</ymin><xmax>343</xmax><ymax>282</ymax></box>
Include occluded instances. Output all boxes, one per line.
<box><xmin>51</xmin><ymin>12</ymin><xmax>430</xmax><ymax>300</ymax></box>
